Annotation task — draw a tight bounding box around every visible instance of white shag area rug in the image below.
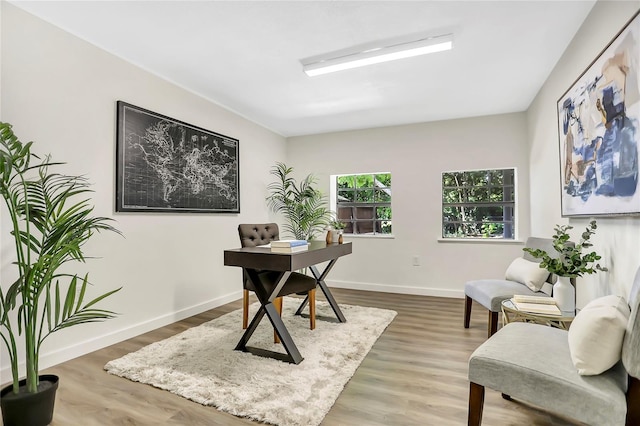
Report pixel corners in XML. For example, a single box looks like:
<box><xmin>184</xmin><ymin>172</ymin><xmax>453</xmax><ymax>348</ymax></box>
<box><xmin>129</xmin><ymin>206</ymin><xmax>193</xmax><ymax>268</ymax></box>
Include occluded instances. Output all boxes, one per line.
<box><xmin>104</xmin><ymin>297</ymin><xmax>397</xmax><ymax>426</ymax></box>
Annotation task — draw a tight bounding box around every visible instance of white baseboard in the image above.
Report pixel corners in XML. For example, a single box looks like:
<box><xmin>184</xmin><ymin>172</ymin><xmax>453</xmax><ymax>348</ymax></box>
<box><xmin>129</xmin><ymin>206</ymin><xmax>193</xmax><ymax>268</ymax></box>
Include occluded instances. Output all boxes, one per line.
<box><xmin>327</xmin><ymin>279</ymin><xmax>465</xmax><ymax>299</ymax></box>
<box><xmin>1</xmin><ymin>290</ymin><xmax>243</xmax><ymax>385</ymax></box>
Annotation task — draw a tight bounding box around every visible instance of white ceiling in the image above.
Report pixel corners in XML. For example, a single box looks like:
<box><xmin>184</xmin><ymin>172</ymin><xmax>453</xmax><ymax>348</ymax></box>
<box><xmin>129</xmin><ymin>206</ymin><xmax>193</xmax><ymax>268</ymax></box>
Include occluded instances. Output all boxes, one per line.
<box><xmin>9</xmin><ymin>1</ymin><xmax>596</xmax><ymax>137</ymax></box>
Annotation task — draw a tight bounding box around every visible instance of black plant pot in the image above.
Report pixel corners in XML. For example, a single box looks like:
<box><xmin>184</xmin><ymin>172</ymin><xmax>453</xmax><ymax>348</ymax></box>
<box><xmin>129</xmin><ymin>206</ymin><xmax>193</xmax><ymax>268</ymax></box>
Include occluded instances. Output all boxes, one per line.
<box><xmin>0</xmin><ymin>374</ymin><xmax>59</xmax><ymax>426</ymax></box>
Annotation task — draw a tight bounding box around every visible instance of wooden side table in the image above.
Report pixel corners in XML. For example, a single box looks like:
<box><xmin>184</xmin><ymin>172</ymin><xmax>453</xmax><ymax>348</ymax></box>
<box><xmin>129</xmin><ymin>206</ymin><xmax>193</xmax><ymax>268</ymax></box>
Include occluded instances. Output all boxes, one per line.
<box><xmin>501</xmin><ymin>298</ymin><xmax>576</xmax><ymax>330</ymax></box>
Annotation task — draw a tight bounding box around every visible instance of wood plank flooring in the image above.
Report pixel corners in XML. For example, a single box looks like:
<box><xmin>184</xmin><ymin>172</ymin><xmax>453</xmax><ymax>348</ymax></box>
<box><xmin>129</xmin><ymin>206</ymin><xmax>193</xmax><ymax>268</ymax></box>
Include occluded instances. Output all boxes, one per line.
<box><xmin>34</xmin><ymin>289</ymin><xmax>581</xmax><ymax>426</ymax></box>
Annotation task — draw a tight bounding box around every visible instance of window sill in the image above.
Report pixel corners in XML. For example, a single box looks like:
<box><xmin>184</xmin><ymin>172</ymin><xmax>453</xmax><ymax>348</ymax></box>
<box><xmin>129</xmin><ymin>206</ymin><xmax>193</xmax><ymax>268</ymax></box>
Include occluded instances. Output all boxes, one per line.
<box><xmin>342</xmin><ymin>234</ymin><xmax>395</xmax><ymax>239</ymax></box>
<box><xmin>437</xmin><ymin>238</ymin><xmax>524</xmax><ymax>244</ymax></box>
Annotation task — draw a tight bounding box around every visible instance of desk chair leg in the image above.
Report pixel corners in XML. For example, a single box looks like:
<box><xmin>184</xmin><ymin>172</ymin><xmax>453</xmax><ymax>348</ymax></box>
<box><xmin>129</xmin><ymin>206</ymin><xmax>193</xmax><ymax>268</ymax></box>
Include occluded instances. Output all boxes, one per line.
<box><xmin>464</xmin><ymin>296</ymin><xmax>472</xmax><ymax>328</ymax></box>
<box><xmin>468</xmin><ymin>382</ymin><xmax>485</xmax><ymax>426</ymax></box>
<box><xmin>242</xmin><ymin>289</ymin><xmax>249</xmax><ymax>329</ymax></box>
<box><xmin>273</xmin><ymin>297</ymin><xmax>283</xmax><ymax>344</ymax></box>
<box><xmin>309</xmin><ymin>288</ymin><xmax>316</xmax><ymax>330</ymax></box>
<box><xmin>488</xmin><ymin>311</ymin><xmax>498</xmax><ymax>337</ymax></box>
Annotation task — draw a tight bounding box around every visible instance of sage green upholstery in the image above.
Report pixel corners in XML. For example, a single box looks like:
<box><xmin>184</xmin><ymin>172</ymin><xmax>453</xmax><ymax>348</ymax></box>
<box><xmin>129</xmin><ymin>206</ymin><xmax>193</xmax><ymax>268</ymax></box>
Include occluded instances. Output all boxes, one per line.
<box><xmin>464</xmin><ymin>237</ymin><xmax>557</xmax><ymax>336</ymax></box>
<box><xmin>467</xmin><ymin>266</ymin><xmax>640</xmax><ymax>425</ymax></box>
<box><xmin>465</xmin><ymin>279</ymin><xmax>549</xmax><ymax>312</ymax></box>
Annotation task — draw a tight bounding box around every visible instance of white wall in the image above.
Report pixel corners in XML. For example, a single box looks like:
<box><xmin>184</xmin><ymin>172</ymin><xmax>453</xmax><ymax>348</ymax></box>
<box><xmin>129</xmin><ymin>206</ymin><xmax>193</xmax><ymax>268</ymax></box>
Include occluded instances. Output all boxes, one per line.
<box><xmin>5</xmin><ymin>0</ymin><xmax>639</xmax><ymax>382</ymax></box>
<box><xmin>287</xmin><ymin>113</ymin><xmax>531</xmax><ymax>297</ymax></box>
<box><xmin>527</xmin><ymin>0</ymin><xmax>640</xmax><ymax>306</ymax></box>
<box><xmin>0</xmin><ymin>3</ymin><xmax>286</xmax><ymax>382</ymax></box>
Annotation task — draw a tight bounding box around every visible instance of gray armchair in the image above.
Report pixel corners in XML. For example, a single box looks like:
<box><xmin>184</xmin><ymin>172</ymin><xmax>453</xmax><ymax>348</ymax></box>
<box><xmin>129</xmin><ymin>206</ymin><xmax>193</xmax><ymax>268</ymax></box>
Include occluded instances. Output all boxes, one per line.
<box><xmin>464</xmin><ymin>237</ymin><xmax>557</xmax><ymax>337</ymax></box>
<box><xmin>467</xmin><ymin>266</ymin><xmax>640</xmax><ymax>425</ymax></box>
<box><xmin>237</xmin><ymin>223</ymin><xmax>317</xmax><ymax>343</ymax></box>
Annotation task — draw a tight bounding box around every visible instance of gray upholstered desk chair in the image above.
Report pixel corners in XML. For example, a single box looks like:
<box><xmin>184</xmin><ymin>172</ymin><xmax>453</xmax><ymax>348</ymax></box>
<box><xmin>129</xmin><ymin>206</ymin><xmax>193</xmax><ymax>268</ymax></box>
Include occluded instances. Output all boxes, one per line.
<box><xmin>464</xmin><ymin>237</ymin><xmax>557</xmax><ymax>337</ymax></box>
<box><xmin>238</xmin><ymin>223</ymin><xmax>317</xmax><ymax>343</ymax></box>
<box><xmin>467</xmin><ymin>265</ymin><xmax>640</xmax><ymax>426</ymax></box>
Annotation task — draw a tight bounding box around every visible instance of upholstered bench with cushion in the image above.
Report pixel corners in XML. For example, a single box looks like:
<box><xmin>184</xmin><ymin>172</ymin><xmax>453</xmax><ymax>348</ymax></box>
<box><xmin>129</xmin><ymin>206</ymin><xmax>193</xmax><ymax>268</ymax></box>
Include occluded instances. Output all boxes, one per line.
<box><xmin>464</xmin><ymin>237</ymin><xmax>558</xmax><ymax>337</ymax></box>
<box><xmin>467</xmin><ymin>266</ymin><xmax>640</xmax><ymax>425</ymax></box>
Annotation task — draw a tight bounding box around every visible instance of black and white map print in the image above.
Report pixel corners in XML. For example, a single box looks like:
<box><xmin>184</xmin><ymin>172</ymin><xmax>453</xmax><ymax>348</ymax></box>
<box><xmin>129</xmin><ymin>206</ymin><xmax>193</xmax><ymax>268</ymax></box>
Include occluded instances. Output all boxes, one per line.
<box><xmin>117</xmin><ymin>102</ymin><xmax>239</xmax><ymax>213</ymax></box>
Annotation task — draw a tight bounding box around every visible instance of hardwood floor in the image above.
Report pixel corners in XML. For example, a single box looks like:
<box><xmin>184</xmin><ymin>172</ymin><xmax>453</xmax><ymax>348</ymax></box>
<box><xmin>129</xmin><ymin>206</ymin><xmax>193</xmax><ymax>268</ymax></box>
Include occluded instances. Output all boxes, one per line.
<box><xmin>37</xmin><ymin>289</ymin><xmax>581</xmax><ymax>426</ymax></box>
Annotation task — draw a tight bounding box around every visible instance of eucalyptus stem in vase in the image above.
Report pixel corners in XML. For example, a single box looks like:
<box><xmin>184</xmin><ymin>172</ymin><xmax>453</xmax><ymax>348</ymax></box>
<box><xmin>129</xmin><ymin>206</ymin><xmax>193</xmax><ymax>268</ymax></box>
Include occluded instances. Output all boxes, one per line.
<box><xmin>523</xmin><ymin>220</ymin><xmax>607</xmax><ymax>312</ymax></box>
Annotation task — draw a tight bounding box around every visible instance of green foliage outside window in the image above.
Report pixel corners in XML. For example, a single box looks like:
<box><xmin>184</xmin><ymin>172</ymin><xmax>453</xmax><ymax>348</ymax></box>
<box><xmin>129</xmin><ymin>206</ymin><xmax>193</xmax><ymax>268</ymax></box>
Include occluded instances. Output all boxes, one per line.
<box><xmin>336</xmin><ymin>173</ymin><xmax>392</xmax><ymax>235</ymax></box>
<box><xmin>442</xmin><ymin>168</ymin><xmax>515</xmax><ymax>239</ymax></box>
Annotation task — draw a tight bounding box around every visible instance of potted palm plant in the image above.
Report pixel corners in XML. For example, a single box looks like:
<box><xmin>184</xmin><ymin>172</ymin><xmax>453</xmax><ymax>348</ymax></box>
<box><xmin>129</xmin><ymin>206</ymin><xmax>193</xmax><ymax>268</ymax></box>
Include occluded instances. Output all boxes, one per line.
<box><xmin>523</xmin><ymin>220</ymin><xmax>607</xmax><ymax>311</ymax></box>
<box><xmin>266</xmin><ymin>162</ymin><xmax>333</xmax><ymax>241</ymax></box>
<box><xmin>0</xmin><ymin>122</ymin><xmax>122</xmax><ymax>426</ymax></box>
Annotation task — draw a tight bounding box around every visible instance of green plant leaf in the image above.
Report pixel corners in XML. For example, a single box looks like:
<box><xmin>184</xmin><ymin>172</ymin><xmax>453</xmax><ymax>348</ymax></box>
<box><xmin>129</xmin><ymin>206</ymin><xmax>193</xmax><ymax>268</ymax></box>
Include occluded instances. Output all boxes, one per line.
<box><xmin>0</xmin><ymin>122</ymin><xmax>124</xmax><ymax>392</ymax></box>
<box><xmin>266</xmin><ymin>163</ymin><xmax>332</xmax><ymax>240</ymax></box>
<box><xmin>522</xmin><ymin>220</ymin><xmax>608</xmax><ymax>277</ymax></box>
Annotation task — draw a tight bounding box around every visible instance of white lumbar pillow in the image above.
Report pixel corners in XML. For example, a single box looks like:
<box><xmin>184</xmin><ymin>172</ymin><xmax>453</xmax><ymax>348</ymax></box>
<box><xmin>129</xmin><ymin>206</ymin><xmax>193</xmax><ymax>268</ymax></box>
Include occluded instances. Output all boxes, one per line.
<box><xmin>568</xmin><ymin>295</ymin><xmax>631</xmax><ymax>375</ymax></box>
<box><xmin>505</xmin><ymin>257</ymin><xmax>549</xmax><ymax>292</ymax></box>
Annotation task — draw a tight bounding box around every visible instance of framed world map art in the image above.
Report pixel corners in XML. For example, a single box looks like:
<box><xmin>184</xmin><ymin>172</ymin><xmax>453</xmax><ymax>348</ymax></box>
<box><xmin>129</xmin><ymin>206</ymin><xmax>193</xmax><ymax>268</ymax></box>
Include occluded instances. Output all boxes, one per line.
<box><xmin>116</xmin><ymin>101</ymin><xmax>240</xmax><ymax>213</ymax></box>
<box><xmin>557</xmin><ymin>10</ymin><xmax>640</xmax><ymax>217</ymax></box>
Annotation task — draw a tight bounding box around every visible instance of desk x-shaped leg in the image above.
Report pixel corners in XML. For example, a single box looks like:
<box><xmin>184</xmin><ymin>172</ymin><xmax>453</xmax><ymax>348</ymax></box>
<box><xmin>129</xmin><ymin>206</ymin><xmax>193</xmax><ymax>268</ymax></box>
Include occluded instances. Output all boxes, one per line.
<box><xmin>295</xmin><ymin>259</ymin><xmax>347</xmax><ymax>323</ymax></box>
<box><xmin>234</xmin><ymin>269</ymin><xmax>304</xmax><ymax>364</ymax></box>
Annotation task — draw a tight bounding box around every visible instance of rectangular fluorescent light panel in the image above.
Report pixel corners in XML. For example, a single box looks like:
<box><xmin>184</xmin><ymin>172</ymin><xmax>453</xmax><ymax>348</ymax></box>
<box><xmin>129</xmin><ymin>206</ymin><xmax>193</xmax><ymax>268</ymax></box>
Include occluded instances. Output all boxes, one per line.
<box><xmin>302</xmin><ymin>33</ymin><xmax>453</xmax><ymax>77</ymax></box>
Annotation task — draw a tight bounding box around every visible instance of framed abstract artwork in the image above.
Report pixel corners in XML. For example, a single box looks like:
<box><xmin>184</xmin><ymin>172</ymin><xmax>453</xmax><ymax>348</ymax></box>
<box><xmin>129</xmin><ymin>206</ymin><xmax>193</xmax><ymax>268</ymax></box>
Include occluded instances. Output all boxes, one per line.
<box><xmin>116</xmin><ymin>101</ymin><xmax>240</xmax><ymax>213</ymax></box>
<box><xmin>557</xmin><ymin>10</ymin><xmax>640</xmax><ymax>217</ymax></box>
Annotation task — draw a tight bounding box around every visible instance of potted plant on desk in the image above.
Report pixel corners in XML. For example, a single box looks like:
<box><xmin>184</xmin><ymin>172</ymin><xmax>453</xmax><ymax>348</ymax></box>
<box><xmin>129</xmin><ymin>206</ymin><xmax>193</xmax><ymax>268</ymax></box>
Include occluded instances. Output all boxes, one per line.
<box><xmin>523</xmin><ymin>220</ymin><xmax>607</xmax><ymax>312</ymax></box>
<box><xmin>326</xmin><ymin>219</ymin><xmax>346</xmax><ymax>244</ymax></box>
<box><xmin>0</xmin><ymin>122</ymin><xmax>122</xmax><ymax>426</ymax></box>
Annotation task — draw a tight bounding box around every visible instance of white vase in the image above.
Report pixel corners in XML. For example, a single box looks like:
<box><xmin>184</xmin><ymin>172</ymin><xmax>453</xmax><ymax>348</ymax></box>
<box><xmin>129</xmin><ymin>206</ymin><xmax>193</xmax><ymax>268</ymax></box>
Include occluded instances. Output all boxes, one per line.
<box><xmin>553</xmin><ymin>276</ymin><xmax>575</xmax><ymax>313</ymax></box>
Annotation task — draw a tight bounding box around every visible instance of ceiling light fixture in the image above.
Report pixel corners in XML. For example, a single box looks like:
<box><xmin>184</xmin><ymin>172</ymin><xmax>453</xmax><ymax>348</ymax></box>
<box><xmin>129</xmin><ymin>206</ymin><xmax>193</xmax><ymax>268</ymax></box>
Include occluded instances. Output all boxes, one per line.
<box><xmin>301</xmin><ymin>33</ymin><xmax>453</xmax><ymax>77</ymax></box>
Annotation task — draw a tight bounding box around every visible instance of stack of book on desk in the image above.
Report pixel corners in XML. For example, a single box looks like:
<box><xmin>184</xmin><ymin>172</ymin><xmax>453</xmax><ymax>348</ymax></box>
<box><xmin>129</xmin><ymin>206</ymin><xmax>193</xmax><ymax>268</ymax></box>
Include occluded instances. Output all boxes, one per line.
<box><xmin>270</xmin><ymin>239</ymin><xmax>309</xmax><ymax>253</ymax></box>
<box><xmin>511</xmin><ymin>294</ymin><xmax>562</xmax><ymax>316</ymax></box>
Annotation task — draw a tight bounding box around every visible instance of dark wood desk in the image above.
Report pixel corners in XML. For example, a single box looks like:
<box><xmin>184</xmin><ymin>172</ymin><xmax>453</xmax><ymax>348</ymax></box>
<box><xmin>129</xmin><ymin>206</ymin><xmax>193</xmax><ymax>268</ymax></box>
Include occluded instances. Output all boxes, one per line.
<box><xmin>224</xmin><ymin>241</ymin><xmax>352</xmax><ymax>364</ymax></box>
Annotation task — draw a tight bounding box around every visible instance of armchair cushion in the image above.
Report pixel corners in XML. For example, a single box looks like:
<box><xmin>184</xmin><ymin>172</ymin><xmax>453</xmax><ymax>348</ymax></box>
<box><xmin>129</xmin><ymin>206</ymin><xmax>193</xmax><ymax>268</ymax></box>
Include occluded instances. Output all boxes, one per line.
<box><xmin>464</xmin><ymin>279</ymin><xmax>549</xmax><ymax>312</ymax></box>
<box><xmin>464</xmin><ymin>237</ymin><xmax>555</xmax><ymax>314</ymax></box>
<box><xmin>505</xmin><ymin>257</ymin><xmax>550</xmax><ymax>292</ymax></box>
<box><xmin>469</xmin><ymin>322</ymin><xmax>628</xmax><ymax>425</ymax></box>
<box><xmin>568</xmin><ymin>295</ymin><xmax>630</xmax><ymax>375</ymax></box>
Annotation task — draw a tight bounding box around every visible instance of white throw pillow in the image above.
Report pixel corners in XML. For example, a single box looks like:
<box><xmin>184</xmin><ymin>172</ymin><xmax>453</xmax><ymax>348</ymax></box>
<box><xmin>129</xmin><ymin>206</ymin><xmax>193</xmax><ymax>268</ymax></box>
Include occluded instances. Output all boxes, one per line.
<box><xmin>568</xmin><ymin>295</ymin><xmax>631</xmax><ymax>375</ymax></box>
<box><xmin>504</xmin><ymin>257</ymin><xmax>549</xmax><ymax>292</ymax></box>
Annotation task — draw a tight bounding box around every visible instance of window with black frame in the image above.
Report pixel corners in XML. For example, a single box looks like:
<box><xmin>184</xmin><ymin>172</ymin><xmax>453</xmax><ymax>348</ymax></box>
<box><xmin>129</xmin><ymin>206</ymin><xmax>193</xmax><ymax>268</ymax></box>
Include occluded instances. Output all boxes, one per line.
<box><xmin>442</xmin><ymin>168</ymin><xmax>515</xmax><ymax>239</ymax></box>
<box><xmin>336</xmin><ymin>173</ymin><xmax>392</xmax><ymax>235</ymax></box>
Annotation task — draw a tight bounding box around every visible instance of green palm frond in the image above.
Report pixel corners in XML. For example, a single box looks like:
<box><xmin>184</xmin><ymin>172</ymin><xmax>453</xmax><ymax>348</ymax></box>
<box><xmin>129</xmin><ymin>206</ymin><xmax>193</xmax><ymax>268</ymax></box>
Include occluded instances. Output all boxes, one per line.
<box><xmin>0</xmin><ymin>122</ymin><xmax>122</xmax><ymax>394</ymax></box>
<box><xmin>266</xmin><ymin>162</ymin><xmax>332</xmax><ymax>240</ymax></box>
<box><xmin>43</xmin><ymin>275</ymin><xmax>120</xmax><ymax>338</ymax></box>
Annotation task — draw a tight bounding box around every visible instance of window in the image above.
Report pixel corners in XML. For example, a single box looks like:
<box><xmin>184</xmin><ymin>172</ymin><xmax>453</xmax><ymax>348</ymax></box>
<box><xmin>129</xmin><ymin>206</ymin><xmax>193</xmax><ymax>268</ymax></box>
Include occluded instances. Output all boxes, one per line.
<box><xmin>335</xmin><ymin>173</ymin><xmax>392</xmax><ymax>235</ymax></box>
<box><xmin>442</xmin><ymin>168</ymin><xmax>515</xmax><ymax>239</ymax></box>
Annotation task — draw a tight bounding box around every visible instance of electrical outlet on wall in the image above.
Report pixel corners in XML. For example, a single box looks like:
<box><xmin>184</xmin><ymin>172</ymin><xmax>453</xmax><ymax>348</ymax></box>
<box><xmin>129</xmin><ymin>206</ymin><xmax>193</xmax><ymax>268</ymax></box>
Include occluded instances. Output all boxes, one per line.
<box><xmin>412</xmin><ymin>255</ymin><xmax>420</xmax><ymax>266</ymax></box>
